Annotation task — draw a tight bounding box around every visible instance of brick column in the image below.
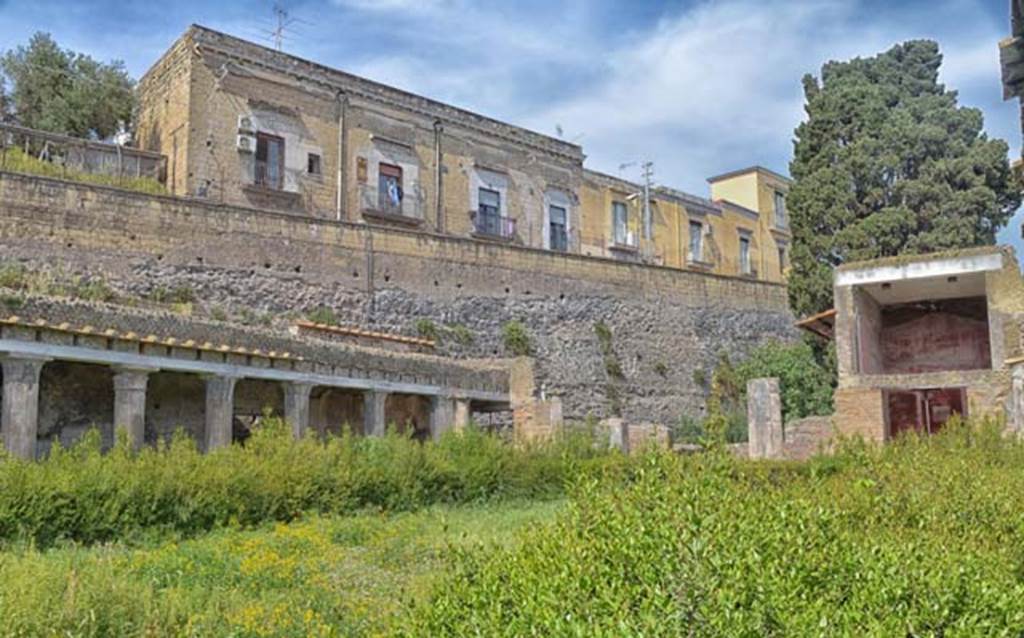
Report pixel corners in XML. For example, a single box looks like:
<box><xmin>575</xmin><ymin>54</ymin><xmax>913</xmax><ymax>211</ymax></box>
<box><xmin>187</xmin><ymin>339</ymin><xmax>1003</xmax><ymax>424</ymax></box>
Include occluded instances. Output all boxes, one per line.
<box><xmin>1</xmin><ymin>356</ymin><xmax>48</xmax><ymax>459</ymax></box>
<box><xmin>204</xmin><ymin>375</ymin><xmax>238</xmax><ymax>451</ymax></box>
<box><xmin>283</xmin><ymin>382</ymin><xmax>313</xmax><ymax>439</ymax></box>
<box><xmin>453</xmin><ymin>398</ymin><xmax>471</xmax><ymax>432</ymax></box>
<box><xmin>429</xmin><ymin>395</ymin><xmax>455</xmax><ymax>440</ymax></box>
<box><xmin>363</xmin><ymin>390</ymin><xmax>388</xmax><ymax>436</ymax></box>
<box><xmin>112</xmin><ymin>367</ymin><xmax>154</xmax><ymax>451</ymax></box>
<box><xmin>747</xmin><ymin>377</ymin><xmax>783</xmax><ymax>459</ymax></box>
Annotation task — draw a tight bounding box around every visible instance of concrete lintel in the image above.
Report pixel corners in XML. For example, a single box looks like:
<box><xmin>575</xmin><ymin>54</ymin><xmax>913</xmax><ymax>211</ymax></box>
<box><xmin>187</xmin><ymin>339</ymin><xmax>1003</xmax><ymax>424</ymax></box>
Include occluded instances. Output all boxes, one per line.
<box><xmin>835</xmin><ymin>252</ymin><xmax>1004</xmax><ymax>288</ymax></box>
<box><xmin>0</xmin><ymin>339</ymin><xmax>507</xmax><ymax>403</ymax></box>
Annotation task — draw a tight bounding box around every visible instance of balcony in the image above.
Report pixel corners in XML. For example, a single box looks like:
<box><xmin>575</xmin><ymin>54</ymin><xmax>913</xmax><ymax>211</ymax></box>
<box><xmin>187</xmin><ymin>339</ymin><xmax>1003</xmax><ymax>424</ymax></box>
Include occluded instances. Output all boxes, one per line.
<box><xmin>359</xmin><ymin>183</ymin><xmax>424</xmax><ymax>226</ymax></box>
<box><xmin>472</xmin><ymin>209</ymin><xmax>517</xmax><ymax>241</ymax></box>
<box><xmin>609</xmin><ymin>229</ymin><xmax>639</xmax><ymax>252</ymax></box>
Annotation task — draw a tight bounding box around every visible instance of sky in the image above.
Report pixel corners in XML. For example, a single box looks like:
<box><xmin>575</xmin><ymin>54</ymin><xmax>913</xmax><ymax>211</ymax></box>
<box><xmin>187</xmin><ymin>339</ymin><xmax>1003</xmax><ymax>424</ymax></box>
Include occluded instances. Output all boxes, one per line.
<box><xmin>0</xmin><ymin>0</ymin><xmax>1020</xmax><ymax>251</ymax></box>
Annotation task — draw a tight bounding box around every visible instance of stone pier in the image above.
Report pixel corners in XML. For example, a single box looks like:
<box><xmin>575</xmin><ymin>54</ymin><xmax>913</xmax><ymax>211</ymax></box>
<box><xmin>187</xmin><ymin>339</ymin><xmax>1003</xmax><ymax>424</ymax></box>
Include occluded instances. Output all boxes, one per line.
<box><xmin>113</xmin><ymin>367</ymin><xmax>153</xmax><ymax>450</ymax></box>
<box><xmin>283</xmin><ymin>382</ymin><xmax>313</xmax><ymax>439</ymax></box>
<box><xmin>204</xmin><ymin>375</ymin><xmax>238</xmax><ymax>451</ymax></box>
<box><xmin>364</xmin><ymin>390</ymin><xmax>387</xmax><ymax>436</ymax></box>
<box><xmin>454</xmin><ymin>398</ymin><xmax>471</xmax><ymax>431</ymax></box>
<box><xmin>1</xmin><ymin>356</ymin><xmax>48</xmax><ymax>459</ymax></box>
<box><xmin>429</xmin><ymin>395</ymin><xmax>455</xmax><ymax>440</ymax></box>
<box><xmin>747</xmin><ymin>377</ymin><xmax>783</xmax><ymax>459</ymax></box>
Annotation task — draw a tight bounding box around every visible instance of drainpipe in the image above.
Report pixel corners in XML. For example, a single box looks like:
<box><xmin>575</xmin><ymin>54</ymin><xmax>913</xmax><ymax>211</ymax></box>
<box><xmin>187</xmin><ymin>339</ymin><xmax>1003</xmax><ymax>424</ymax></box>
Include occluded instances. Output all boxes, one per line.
<box><xmin>335</xmin><ymin>91</ymin><xmax>349</xmax><ymax>222</ymax></box>
<box><xmin>433</xmin><ymin>119</ymin><xmax>444</xmax><ymax>233</ymax></box>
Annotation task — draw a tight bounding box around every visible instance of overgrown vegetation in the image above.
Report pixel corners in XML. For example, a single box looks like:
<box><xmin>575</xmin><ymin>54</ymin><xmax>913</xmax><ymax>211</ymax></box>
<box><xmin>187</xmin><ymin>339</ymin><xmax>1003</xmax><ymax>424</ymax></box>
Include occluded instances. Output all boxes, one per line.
<box><xmin>0</xmin><ymin>420</ymin><xmax>615</xmax><ymax>548</ymax></box>
<box><xmin>1</xmin><ymin>147</ymin><xmax>165</xmax><ymax>194</ymax></box>
<box><xmin>447</xmin><ymin>323</ymin><xmax>474</xmax><ymax>346</ymax></box>
<box><xmin>501</xmin><ymin>320</ymin><xmax>531</xmax><ymax>356</ymax></box>
<box><xmin>0</xmin><ymin>500</ymin><xmax>562</xmax><ymax>637</ymax></box>
<box><xmin>0</xmin><ymin>261</ymin><xmax>118</xmax><ymax>303</ymax></box>
<box><xmin>415</xmin><ymin>417</ymin><xmax>1024</xmax><ymax>635</ymax></box>
<box><xmin>306</xmin><ymin>306</ymin><xmax>339</xmax><ymax>326</ymax></box>
<box><xmin>414</xmin><ymin>318</ymin><xmax>439</xmax><ymax>341</ymax></box>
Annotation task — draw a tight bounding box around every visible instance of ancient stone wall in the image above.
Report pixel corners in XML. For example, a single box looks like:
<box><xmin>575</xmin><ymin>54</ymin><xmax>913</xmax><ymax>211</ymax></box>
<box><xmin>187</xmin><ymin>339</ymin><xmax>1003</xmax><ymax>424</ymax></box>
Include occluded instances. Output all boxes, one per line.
<box><xmin>0</xmin><ymin>172</ymin><xmax>797</xmax><ymax>425</ymax></box>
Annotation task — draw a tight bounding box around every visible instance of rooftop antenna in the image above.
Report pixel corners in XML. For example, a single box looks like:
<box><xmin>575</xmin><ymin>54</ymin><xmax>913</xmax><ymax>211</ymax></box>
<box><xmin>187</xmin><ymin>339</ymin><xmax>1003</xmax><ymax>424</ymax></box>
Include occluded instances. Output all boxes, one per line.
<box><xmin>262</xmin><ymin>3</ymin><xmax>310</xmax><ymax>51</ymax></box>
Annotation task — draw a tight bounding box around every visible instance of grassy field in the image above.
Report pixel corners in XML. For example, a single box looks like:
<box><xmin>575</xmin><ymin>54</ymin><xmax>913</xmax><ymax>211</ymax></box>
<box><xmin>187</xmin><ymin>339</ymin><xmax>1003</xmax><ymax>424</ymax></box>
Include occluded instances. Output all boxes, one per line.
<box><xmin>0</xmin><ymin>500</ymin><xmax>563</xmax><ymax>636</ymax></box>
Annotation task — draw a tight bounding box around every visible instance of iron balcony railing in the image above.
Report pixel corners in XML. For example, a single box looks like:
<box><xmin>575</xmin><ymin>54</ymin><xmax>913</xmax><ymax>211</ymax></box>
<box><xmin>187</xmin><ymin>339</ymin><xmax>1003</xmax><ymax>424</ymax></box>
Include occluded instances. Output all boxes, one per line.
<box><xmin>0</xmin><ymin>123</ymin><xmax>167</xmax><ymax>186</ymax></box>
<box><xmin>474</xmin><ymin>208</ymin><xmax>517</xmax><ymax>240</ymax></box>
<box><xmin>254</xmin><ymin>160</ymin><xmax>283</xmax><ymax>190</ymax></box>
<box><xmin>358</xmin><ymin>182</ymin><xmax>425</xmax><ymax>222</ymax></box>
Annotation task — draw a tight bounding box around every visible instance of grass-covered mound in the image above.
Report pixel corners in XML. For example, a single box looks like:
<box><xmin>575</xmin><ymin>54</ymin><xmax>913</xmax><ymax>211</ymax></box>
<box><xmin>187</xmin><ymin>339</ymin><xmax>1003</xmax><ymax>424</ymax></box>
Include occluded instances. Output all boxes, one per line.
<box><xmin>413</xmin><ymin>418</ymin><xmax>1024</xmax><ymax>636</ymax></box>
<box><xmin>0</xmin><ymin>420</ymin><xmax>616</xmax><ymax>548</ymax></box>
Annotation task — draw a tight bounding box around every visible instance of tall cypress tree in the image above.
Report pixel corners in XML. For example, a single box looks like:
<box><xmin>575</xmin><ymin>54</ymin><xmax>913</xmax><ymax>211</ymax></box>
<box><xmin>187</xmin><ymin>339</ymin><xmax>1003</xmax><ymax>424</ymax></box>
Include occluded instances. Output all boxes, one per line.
<box><xmin>787</xmin><ymin>40</ymin><xmax>1021</xmax><ymax>317</ymax></box>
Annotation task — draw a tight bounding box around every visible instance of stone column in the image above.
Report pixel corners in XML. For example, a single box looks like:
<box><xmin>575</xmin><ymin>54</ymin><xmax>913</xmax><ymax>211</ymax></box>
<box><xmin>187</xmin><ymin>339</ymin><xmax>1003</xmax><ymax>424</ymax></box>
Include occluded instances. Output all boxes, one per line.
<box><xmin>283</xmin><ymin>382</ymin><xmax>313</xmax><ymax>439</ymax></box>
<box><xmin>453</xmin><ymin>398</ymin><xmax>471</xmax><ymax>432</ymax></box>
<box><xmin>363</xmin><ymin>390</ymin><xmax>388</xmax><ymax>437</ymax></box>
<box><xmin>747</xmin><ymin>377</ymin><xmax>783</xmax><ymax>459</ymax></box>
<box><xmin>1</xmin><ymin>356</ymin><xmax>48</xmax><ymax>459</ymax></box>
<box><xmin>112</xmin><ymin>367</ymin><xmax>154</xmax><ymax>451</ymax></box>
<box><xmin>429</xmin><ymin>395</ymin><xmax>455</xmax><ymax>440</ymax></box>
<box><xmin>204</xmin><ymin>375</ymin><xmax>238</xmax><ymax>452</ymax></box>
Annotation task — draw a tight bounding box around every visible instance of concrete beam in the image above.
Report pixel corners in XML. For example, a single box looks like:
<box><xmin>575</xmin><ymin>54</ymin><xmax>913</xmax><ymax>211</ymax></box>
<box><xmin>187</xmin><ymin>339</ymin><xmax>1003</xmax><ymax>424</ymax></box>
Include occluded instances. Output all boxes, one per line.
<box><xmin>112</xmin><ymin>367</ymin><xmax>155</xmax><ymax>451</ymax></box>
<box><xmin>364</xmin><ymin>390</ymin><xmax>387</xmax><ymax>437</ymax></box>
<box><xmin>835</xmin><ymin>252</ymin><xmax>1004</xmax><ymax>287</ymax></box>
<box><xmin>1</xmin><ymin>355</ymin><xmax>49</xmax><ymax>459</ymax></box>
<box><xmin>204</xmin><ymin>375</ymin><xmax>238</xmax><ymax>451</ymax></box>
<box><xmin>283</xmin><ymin>381</ymin><xmax>313</xmax><ymax>439</ymax></box>
<box><xmin>0</xmin><ymin>338</ymin><xmax>507</xmax><ymax>403</ymax></box>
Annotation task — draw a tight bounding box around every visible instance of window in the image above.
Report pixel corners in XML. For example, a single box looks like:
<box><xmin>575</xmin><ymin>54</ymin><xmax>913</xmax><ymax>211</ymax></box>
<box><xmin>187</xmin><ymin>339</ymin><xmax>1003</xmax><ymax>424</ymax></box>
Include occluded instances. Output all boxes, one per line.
<box><xmin>378</xmin><ymin>163</ymin><xmax>403</xmax><ymax>213</ymax></box>
<box><xmin>774</xmin><ymin>190</ymin><xmax>787</xmax><ymax>229</ymax></box>
<box><xmin>688</xmin><ymin>220</ymin><xmax>703</xmax><ymax>262</ymax></box>
<box><xmin>476</xmin><ymin>188</ymin><xmax>503</xmax><ymax>236</ymax></box>
<box><xmin>612</xmin><ymin>201</ymin><xmax>630</xmax><ymax>246</ymax></box>
<box><xmin>255</xmin><ymin>133</ymin><xmax>284</xmax><ymax>190</ymax></box>
<box><xmin>549</xmin><ymin>205</ymin><xmax>568</xmax><ymax>252</ymax></box>
<box><xmin>778</xmin><ymin>245</ymin><xmax>787</xmax><ymax>272</ymax></box>
<box><xmin>739</xmin><ymin>235</ymin><xmax>752</xmax><ymax>275</ymax></box>
<box><xmin>307</xmin><ymin>153</ymin><xmax>321</xmax><ymax>176</ymax></box>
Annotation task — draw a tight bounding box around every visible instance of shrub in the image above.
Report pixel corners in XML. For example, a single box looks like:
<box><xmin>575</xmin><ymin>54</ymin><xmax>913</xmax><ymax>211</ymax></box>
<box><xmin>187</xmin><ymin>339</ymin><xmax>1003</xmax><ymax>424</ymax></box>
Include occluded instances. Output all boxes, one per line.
<box><xmin>733</xmin><ymin>339</ymin><xmax>834</xmax><ymax>420</ymax></box>
<box><xmin>448</xmin><ymin>324</ymin><xmax>474</xmax><ymax>346</ymax></box>
<box><xmin>306</xmin><ymin>306</ymin><xmax>338</xmax><ymax>326</ymax></box>
<box><xmin>415</xmin><ymin>318</ymin><xmax>439</xmax><ymax>342</ymax></box>
<box><xmin>502</xmin><ymin>320</ymin><xmax>531</xmax><ymax>356</ymax></box>
<box><xmin>0</xmin><ymin>420</ymin><xmax>615</xmax><ymax>548</ymax></box>
<box><xmin>411</xmin><ymin>417</ymin><xmax>1024</xmax><ymax>636</ymax></box>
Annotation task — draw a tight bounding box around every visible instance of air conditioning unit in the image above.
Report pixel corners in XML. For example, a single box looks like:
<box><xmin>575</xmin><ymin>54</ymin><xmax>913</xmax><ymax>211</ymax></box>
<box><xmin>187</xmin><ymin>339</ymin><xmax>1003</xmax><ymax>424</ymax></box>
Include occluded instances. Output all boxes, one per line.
<box><xmin>236</xmin><ymin>134</ymin><xmax>256</xmax><ymax>153</ymax></box>
<box><xmin>237</xmin><ymin>115</ymin><xmax>255</xmax><ymax>133</ymax></box>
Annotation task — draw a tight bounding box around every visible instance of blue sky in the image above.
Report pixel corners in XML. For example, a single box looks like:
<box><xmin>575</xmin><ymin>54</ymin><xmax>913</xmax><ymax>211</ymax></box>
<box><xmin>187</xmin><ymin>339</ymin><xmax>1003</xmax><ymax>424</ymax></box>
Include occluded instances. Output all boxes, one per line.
<box><xmin>1</xmin><ymin>0</ymin><xmax>1020</xmax><ymax>251</ymax></box>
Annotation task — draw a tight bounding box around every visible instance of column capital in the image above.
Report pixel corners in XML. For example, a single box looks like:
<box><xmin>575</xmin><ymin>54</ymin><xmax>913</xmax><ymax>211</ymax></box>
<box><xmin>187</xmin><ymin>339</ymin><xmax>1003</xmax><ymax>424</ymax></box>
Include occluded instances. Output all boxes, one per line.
<box><xmin>0</xmin><ymin>355</ymin><xmax>50</xmax><ymax>382</ymax></box>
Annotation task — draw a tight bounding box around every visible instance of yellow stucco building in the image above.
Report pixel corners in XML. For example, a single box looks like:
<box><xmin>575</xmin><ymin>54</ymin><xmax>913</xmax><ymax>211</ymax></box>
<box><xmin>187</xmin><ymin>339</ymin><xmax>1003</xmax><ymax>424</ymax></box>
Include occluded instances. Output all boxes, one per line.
<box><xmin>137</xmin><ymin>25</ymin><xmax>791</xmax><ymax>284</ymax></box>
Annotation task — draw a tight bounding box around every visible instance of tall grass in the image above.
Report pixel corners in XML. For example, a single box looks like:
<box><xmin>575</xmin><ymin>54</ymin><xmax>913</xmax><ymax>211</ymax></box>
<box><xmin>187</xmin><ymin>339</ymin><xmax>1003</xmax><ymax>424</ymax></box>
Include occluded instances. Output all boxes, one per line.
<box><xmin>1</xmin><ymin>147</ymin><xmax>166</xmax><ymax>194</ymax></box>
<box><xmin>412</xmin><ymin>417</ymin><xmax>1024</xmax><ymax>636</ymax></box>
<box><xmin>0</xmin><ymin>419</ymin><xmax>617</xmax><ymax>548</ymax></box>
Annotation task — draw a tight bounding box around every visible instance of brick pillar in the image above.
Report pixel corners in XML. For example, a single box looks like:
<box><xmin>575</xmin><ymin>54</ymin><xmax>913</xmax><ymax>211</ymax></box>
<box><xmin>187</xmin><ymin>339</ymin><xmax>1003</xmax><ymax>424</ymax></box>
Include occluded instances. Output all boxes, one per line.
<box><xmin>747</xmin><ymin>377</ymin><xmax>783</xmax><ymax>459</ymax></box>
<box><xmin>429</xmin><ymin>395</ymin><xmax>455</xmax><ymax>440</ymax></box>
<box><xmin>1012</xmin><ymin>367</ymin><xmax>1024</xmax><ymax>435</ymax></box>
<box><xmin>204</xmin><ymin>375</ymin><xmax>238</xmax><ymax>451</ymax></box>
<box><xmin>112</xmin><ymin>367</ymin><xmax>153</xmax><ymax>451</ymax></box>
<box><xmin>1</xmin><ymin>356</ymin><xmax>48</xmax><ymax>459</ymax></box>
<box><xmin>363</xmin><ymin>390</ymin><xmax>388</xmax><ymax>436</ymax></box>
<box><xmin>283</xmin><ymin>382</ymin><xmax>313</xmax><ymax>439</ymax></box>
<box><xmin>453</xmin><ymin>398</ymin><xmax>471</xmax><ymax>432</ymax></box>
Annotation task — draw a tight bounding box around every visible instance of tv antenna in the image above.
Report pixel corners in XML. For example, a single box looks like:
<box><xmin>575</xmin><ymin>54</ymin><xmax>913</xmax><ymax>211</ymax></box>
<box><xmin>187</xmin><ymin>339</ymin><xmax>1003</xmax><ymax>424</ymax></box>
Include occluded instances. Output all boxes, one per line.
<box><xmin>260</xmin><ymin>3</ymin><xmax>310</xmax><ymax>51</ymax></box>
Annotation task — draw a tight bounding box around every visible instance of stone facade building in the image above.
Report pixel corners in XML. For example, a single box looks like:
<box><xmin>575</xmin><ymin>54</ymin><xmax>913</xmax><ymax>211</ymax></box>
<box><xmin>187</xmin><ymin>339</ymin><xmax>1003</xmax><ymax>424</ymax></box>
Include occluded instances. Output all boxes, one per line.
<box><xmin>136</xmin><ymin>25</ymin><xmax>791</xmax><ymax>284</ymax></box>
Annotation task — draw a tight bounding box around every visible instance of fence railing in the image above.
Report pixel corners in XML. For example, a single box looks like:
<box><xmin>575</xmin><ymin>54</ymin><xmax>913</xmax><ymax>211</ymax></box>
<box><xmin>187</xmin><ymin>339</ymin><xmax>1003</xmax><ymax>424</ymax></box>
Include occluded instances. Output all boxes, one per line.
<box><xmin>473</xmin><ymin>209</ymin><xmax>517</xmax><ymax>240</ymax></box>
<box><xmin>358</xmin><ymin>182</ymin><xmax>425</xmax><ymax>222</ymax></box>
<box><xmin>0</xmin><ymin>123</ymin><xmax>167</xmax><ymax>186</ymax></box>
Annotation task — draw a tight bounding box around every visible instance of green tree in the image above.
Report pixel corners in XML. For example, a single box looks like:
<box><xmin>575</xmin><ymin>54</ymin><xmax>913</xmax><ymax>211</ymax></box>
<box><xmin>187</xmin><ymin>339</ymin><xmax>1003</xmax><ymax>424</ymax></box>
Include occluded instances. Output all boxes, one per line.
<box><xmin>788</xmin><ymin>40</ymin><xmax>1021</xmax><ymax>317</ymax></box>
<box><xmin>1</xmin><ymin>32</ymin><xmax>135</xmax><ymax>139</ymax></box>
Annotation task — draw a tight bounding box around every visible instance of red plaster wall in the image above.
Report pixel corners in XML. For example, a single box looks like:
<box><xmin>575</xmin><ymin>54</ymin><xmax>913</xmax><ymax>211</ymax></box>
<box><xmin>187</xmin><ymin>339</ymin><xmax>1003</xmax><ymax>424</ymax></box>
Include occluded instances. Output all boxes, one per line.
<box><xmin>882</xmin><ymin>312</ymin><xmax>990</xmax><ymax>374</ymax></box>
